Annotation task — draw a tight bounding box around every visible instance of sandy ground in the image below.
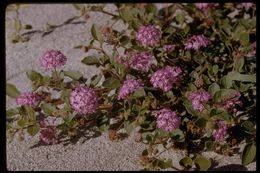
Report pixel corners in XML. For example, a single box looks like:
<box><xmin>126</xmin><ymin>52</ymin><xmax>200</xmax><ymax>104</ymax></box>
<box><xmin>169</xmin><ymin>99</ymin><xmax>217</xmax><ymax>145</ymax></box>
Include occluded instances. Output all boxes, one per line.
<box><xmin>5</xmin><ymin>4</ymin><xmax>256</xmax><ymax>171</ymax></box>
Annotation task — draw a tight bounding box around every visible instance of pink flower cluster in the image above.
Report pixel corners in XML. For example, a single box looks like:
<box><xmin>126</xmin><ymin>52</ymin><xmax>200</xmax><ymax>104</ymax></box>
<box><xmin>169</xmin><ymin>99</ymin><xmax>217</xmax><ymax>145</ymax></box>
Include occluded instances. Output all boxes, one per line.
<box><xmin>184</xmin><ymin>35</ymin><xmax>209</xmax><ymax>51</ymax></box>
<box><xmin>130</xmin><ymin>52</ymin><xmax>153</xmax><ymax>72</ymax></box>
<box><xmin>155</xmin><ymin>108</ymin><xmax>181</xmax><ymax>132</ymax></box>
<box><xmin>69</xmin><ymin>86</ymin><xmax>98</xmax><ymax>115</ymax></box>
<box><xmin>188</xmin><ymin>89</ymin><xmax>212</xmax><ymax>112</ymax></box>
<box><xmin>116</xmin><ymin>52</ymin><xmax>153</xmax><ymax>72</ymax></box>
<box><xmin>212</xmin><ymin>120</ymin><xmax>228</xmax><ymax>141</ymax></box>
<box><xmin>40</xmin><ymin>50</ymin><xmax>67</xmax><ymax>71</ymax></box>
<box><xmin>16</xmin><ymin>92</ymin><xmax>40</xmax><ymax>107</ymax></box>
<box><xmin>150</xmin><ymin>66</ymin><xmax>182</xmax><ymax>92</ymax></box>
<box><xmin>240</xmin><ymin>3</ymin><xmax>255</xmax><ymax>10</ymax></box>
<box><xmin>222</xmin><ymin>91</ymin><xmax>242</xmax><ymax>112</ymax></box>
<box><xmin>118</xmin><ymin>79</ymin><xmax>143</xmax><ymax>100</ymax></box>
<box><xmin>195</xmin><ymin>3</ymin><xmax>218</xmax><ymax>12</ymax></box>
<box><xmin>115</xmin><ymin>54</ymin><xmax>130</xmax><ymax>68</ymax></box>
<box><xmin>163</xmin><ymin>44</ymin><xmax>175</xmax><ymax>53</ymax></box>
<box><xmin>136</xmin><ymin>25</ymin><xmax>161</xmax><ymax>47</ymax></box>
<box><xmin>39</xmin><ymin>118</ymin><xmax>58</xmax><ymax>145</ymax></box>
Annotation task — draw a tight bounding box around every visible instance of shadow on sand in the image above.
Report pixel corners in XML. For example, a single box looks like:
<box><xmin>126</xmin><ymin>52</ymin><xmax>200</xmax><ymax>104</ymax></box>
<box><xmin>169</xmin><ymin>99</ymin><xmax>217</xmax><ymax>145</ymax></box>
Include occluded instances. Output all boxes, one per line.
<box><xmin>209</xmin><ymin>164</ymin><xmax>248</xmax><ymax>171</ymax></box>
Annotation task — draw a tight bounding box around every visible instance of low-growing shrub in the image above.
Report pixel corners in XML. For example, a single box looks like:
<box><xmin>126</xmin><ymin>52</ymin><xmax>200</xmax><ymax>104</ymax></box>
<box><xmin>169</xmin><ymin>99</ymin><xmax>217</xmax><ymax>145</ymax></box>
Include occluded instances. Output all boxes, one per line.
<box><xmin>6</xmin><ymin>3</ymin><xmax>256</xmax><ymax>170</ymax></box>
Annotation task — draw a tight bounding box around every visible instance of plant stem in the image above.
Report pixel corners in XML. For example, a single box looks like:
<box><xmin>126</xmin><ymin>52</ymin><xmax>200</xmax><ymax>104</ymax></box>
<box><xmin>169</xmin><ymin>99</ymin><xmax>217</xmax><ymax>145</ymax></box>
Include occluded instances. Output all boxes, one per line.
<box><xmin>91</xmin><ymin>46</ymin><xmax>110</xmax><ymax>59</ymax></box>
<box><xmin>198</xmin><ymin>61</ymin><xmax>208</xmax><ymax>76</ymax></box>
<box><xmin>101</xmin><ymin>10</ymin><xmax>118</xmax><ymax>17</ymax></box>
<box><xmin>98</xmin><ymin>104</ymin><xmax>113</xmax><ymax>110</ymax></box>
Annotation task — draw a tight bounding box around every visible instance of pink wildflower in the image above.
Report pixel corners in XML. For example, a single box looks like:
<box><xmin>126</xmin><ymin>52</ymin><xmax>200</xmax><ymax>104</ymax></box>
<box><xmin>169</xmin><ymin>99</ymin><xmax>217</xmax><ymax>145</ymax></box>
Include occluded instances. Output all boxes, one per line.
<box><xmin>118</xmin><ymin>79</ymin><xmax>143</xmax><ymax>100</ymax></box>
<box><xmin>70</xmin><ymin>86</ymin><xmax>98</xmax><ymax>115</ymax></box>
<box><xmin>195</xmin><ymin>3</ymin><xmax>218</xmax><ymax>13</ymax></box>
<box><xmin>40</xmin><ymin>50</ymin><xmax>67</xmax><ymax>71</ymax></box>
<box><xmin>212</xmin><ymin>120</ymin><xmax>228</xmax><ymax>141</ymax></box>
<box><xmin>155</xmin><ymin>108</ymin><xmax>181</xmax><ymax>132</ymax></box>
<box><xmin>16</xmin><ymin>92</ymin><xmax>40</xmax><ymax>107</ymax></box>
<box><xmin>222</xmin><ymin>91</ymin><xmax>242</xmax><ymax>113</ymax></box>
<box><xmin>240</xmin><ymin>3</ymin><xmax>255</xmax><ymax>10</ymax></box>
<box><xmin>129</xmin><ymin>52</ymin><xmax>153</xmax><ymax>72</ymax></box>
<box><xmin>184</xmin><ymin>35</ymin><xmax>209</xmax><ymax>51</ymax></box>
<box><xmin>150</xmin><ymin>66</ymin><xmax>182</xmax><ymax>92</ymax></box>
<box><xmin>163</xmin><ymin>44</ymin><xmax>175</xmax><ymax>53</ymax></box>
<box><xmin>136</xmin><ymin>25</ymin><xmax>161</xmax><ymax>46</ymax></box>
<box><xmin>188</xmin><ymin>89</ymin><xmax>212</xmax><ymax>112</ymax></box>
<box><xmin>39</xmin><ymin>117</ymin><xmax>59</xmax><ymax>145</ymax></box>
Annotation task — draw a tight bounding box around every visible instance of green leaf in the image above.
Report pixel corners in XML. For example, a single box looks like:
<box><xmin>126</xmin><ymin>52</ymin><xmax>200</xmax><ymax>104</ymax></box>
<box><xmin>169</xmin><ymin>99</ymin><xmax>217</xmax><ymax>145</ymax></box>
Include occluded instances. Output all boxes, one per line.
<box><xmin>17</xmin><ymin>118</ymin><xmax>26</xmax><ymax>128</ymax></box>
<box><xmin>169</xmin><ymin>129</ymin><xmax>185</xmax><ymax>142</ymax></box>
<box><xmin>124</xmin><ymin>120</ymin><xmax>135</xmax><ymax>135</ymax></box>
<box><xmin>194</xmin><ymin>155</ymin><xmax>211</xmax><ymax>171</ymax></box>
<box><xmin>15</xmin><ymin>19</ymin><xmax>21</xmax><ymax>32</ymax></box>
<box><xmin>91</xmin><ymin>24</ymin><xmax>103</xmax><ymax>42</ymax></box>
<box><xmin>81</xmin><ymin>56</ymin><xmax>100</xmax><ymax>66</ymax></box>
<box><xmin>183</xmin><ymin>98</ymin><xmax>200</xmax><ymax>117</ymax></box>
<box><xmin>158</xmin><ymin>159</ymin><xmax>173</xmax><ymax>169</ymax></box>
<box><xmin>179</xmin><ymin>157</ymin><xmax>193</xmax><ymax>169</ymax></box>
<box><xmin>195</xmin><ymin>118</ymin><xmax>207</xmax><ymax>128</ymax></box>
<box><xmin>131</xmin><ymin>19</ymin><xmax>142</xmax><ymax>31</ymax></box>
<box><xmin>64</xmin><ymin>70</ymin><xmax>83</xmax><ymax>80</ymax></box>
<box><xmin>119</xmin><ymin>35</ymin><xmax>130</xmax><ymax>46</ymax></box>
<box><xmin>26</xmin><ymin>70</ymin><xmax>44</xmax><ymax>90</ymax></box>
<box><xmin>6</xmin><ymin>83</ymin><xmax>20</xmax><ymax>98</ymax></box>
<box><xmin>239</xmin><ymin>32</ymin><xmax>249</xmax><ymax>45</ymax></box>
<box><xmin>241</xmin><ymin>121</ymin><xmax>256</xmax><ymax>134</ymax></box>
<box><xmin>212</xmin><ymin>65</ymin><xmax>219</xmax><ymax>75</ymax></box>
<box><xmin>25</xmin><ymin>105</ymin><xmax>36</xmax><ymax>122</ymax></box>
<box><xmin>132</xmin><ymin>88</ymin><xmax>146</xmax><ymax>98</ymax></box>
<box><xmin>242</xmin><ymin>143</ymin><xmax>256</xmax><ymax>165</ymax></box>
<box><xmin>7</xmin><ymin>108</ymin><xmax>19</xmax><ymax>117</ymax></box>
<box><xmin>40</xmin><ymin>103</ymin><xmax>56</xmax><ymax>115</ymax></box>
<box><xmin>61</xmin><ymin>90</ymin><xmax>71</xmax><ymax>106</ymax></box>
<box><xmin>228</xmin><ymin>72</ymin><xmax>256</xmax><ymax>83</ymax></box>
<box><xmin>205</xmin><ymin>141</ymin><xmax>215</xmax><ymax>151</ymax></box>
<box><xmin>208</xmin><ymin>83</ymin><xmax>220</xmax><ymax>95</ymax></box>
<box><xmin>210</xmin><ymin>108</ymin><xmax>232</xmax><ymax>121</ymax></box>
<box><xmin>234</xmin><ymin>57</ymin><xmax>244</xmax><ymax>73</ymax></box>
<box><xmin>27</xmin><ymin>123</ymin><xmax>40</xmax><ymax>136</ymax></box>
<box><xmin>96</xmin><ymin>113</ymin><xmax>109</xmax><ymax>132</ymax></box>
<box><xmin>64</xmin><ymin>113</ymin><xmax>75</xmax><ymax>124</ymax></box>
<box><xmin>221</xmin><ymin>75</ymin><xmax>232</xmax><ymax>89</ymax></box>
<box><xmin>90</xmin><ymin>74</ymin><xmax>102</xmax><ymax>87</ymax></box>
<box><xmin>202</xmin><ymin>74</ymin><xmax>211</xmax><ymax>85</ymax></box>
<box><xmin>175</xmin><ymin>12</ymin><xmax>185</xmax><ymax>24</ymax></box>
<box><xmin>72</xmin><ymin>4</ymin><xmax>83</xmax><ymax>10</ymax></box>
<box><xmin>145</xmin><ymin>3</ymin><xmax>158</xmax><ymax>15</ymax></box>
<box><xmin>189</xmin><ymin>71</ymin><xmax>199</xmax><ymax>79</ymax></box>
<box><xmin>154</xmin><ymin>128</ymin><xmax>168</xmax><ymax>139</ymax></box>
<box><xmin>102</xmin><ymin>77</ymin><xmax>121</xmax><ymax>89</ymax></box>
<box><xmin>119</xmin><ymin>8</ymin><xmax>133</xmax><ymax>22</ymax></box>
<box><xmin>213</xmin><ymin>89</ymin><xmax>238</xmax><ymax>103</ymax></box>
<box><xmin>239</xmin><ymin>83</ymin><xmax>253</xmax><ymax>92</ymax></box>
<box><xmin>188</xmin><ymin>83</ymin><xmax>197</xmax><ymax>91</ymax></box>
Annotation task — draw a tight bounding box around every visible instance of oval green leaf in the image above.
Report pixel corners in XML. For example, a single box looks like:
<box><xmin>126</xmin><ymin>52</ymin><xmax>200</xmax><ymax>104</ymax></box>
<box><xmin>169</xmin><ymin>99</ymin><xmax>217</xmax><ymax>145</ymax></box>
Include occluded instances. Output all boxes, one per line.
<box><xmin>194</xmin><ymin>155</ymin><xmax>211</xmax><ymax>171</ymax></box>
<box><xmin>91</xmin><ymin>24</ymin><xmax>103</xmax><ymax>42</ymax></box>
<box><xmin>6</xmin><ymin>83</ymin><xmax>20</xmax><ymax>98</ymax></box>
<box><xmin>81</xmin><ymin>56</ymin><xmax>100</xmax><ymax>66</ymax></box>
<box><xmin>179</xmin><ymin>156</ymin><xmax>193</xmax><ymax>169</ymax></box>
<box><xmin>64</xmin><ymin>70</ymin><xmax>83</xmax><ymax>80</ymax></box>
<box><xmin>102</xmin><ymin>77</ymin><xmax>120</xmax><ymax>89</ymax></box>
<box><xmin>242</xmin><ymin>143</ymin><xmax>256</xmax><ymax>165</ymax></box>
<box><xmin>27</xmin><ymin>123</ymin><xmax>40</xmax><ymax>136</ymax></box>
